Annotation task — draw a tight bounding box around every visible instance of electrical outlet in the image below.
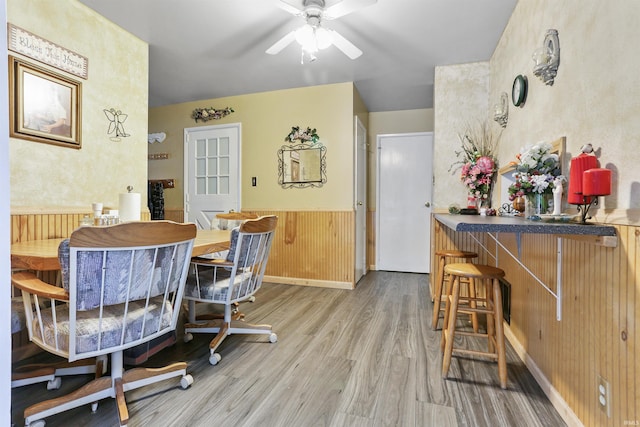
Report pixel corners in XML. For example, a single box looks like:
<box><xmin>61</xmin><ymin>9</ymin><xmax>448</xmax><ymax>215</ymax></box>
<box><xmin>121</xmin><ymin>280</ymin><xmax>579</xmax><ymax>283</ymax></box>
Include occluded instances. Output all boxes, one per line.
<box><xmin>251</xmin><ymin>177</ymin><xmax>257</xmax><ymax>187</ymax></box>
<box><xmin>597</xmin><ymin>375</ymin><xmax>611</xmax><ymax>418</ymax></box>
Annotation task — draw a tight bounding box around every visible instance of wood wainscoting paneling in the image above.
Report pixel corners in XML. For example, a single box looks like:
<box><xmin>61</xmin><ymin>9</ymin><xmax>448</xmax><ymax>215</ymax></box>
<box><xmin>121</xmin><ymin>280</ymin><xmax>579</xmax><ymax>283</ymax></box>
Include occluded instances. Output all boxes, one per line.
<box><xmin>432</xmin><ymin>216</ymin><xmax>638</xmax><ymax>427</ymax></box>
<box><xmin>250</xmin><ymin>210</ymin><xmax>355</xmax><ymax>289</ymax></box>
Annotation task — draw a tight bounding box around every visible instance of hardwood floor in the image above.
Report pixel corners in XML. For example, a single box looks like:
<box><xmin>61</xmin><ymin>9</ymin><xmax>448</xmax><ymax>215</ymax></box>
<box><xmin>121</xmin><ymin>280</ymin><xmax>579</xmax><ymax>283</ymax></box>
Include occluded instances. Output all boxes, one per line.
<box><xmin>11</xmin><ymin>271</ymin><xmax>567</xmax><ymax>427</ymax></box>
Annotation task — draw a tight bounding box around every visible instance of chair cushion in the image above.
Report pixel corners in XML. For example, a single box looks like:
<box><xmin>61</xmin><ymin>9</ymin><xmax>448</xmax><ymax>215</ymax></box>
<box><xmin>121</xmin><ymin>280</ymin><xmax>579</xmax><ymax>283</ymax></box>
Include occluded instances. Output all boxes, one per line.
<box><xmin>11</xmin><ymin>297</ymin><xmax>26</xmax><ymax>334</ymax></box>
<box><xmin>32</xmin><ymin>296</ymin><xmax>174</xmax><ymax>355</ymax></box>
<box><xmin>185</xmin><ymin>266</ymin><xmax>253</xmax><ymax>302</ymax></box>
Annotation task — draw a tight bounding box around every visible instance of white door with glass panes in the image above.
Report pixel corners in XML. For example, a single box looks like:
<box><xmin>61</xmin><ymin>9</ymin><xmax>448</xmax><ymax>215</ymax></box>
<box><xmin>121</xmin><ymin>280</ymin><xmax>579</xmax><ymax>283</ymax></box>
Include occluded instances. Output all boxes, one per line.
<box><xmin>184</xmin><ymin>123</ymin><xmax>241</xmax><ymax>229</ymax></box>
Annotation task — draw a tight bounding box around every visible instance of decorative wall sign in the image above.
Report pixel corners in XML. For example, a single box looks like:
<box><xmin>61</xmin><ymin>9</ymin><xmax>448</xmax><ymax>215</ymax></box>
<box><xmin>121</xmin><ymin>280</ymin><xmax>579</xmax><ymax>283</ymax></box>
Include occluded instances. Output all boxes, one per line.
<box><xmin>8</xmin><ymin>23</ymin><xmax>89</xmax><ymax>79</ymax></box>
<box><xmin>9</xmin><ymin>55</ymin><xmax>82</xmax><ymax>149</ymax></box>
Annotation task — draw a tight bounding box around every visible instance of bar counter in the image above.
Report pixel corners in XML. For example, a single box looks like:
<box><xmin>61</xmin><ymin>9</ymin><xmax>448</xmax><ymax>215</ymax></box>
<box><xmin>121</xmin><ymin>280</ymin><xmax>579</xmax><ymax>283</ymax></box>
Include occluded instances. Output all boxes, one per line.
<box><xmin>434</xmin><ymin>213</ymin><xmax>617</xmax><ymax>237</ymax></box>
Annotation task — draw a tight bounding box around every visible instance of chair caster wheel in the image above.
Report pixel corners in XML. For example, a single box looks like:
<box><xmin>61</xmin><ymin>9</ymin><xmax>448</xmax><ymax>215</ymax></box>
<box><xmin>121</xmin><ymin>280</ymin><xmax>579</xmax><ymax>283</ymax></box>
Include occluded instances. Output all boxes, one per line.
<box><xmin>46</xmin><ymin>377</ymin><xmax>61</xmax><ymax>390</ymax></box>
<box><xmin>209</xmin><ymin>353</ymin><xmax>221</xmax><ymax>365</ymax></box>
<box><xmin>183</xmin><ymin>333</ymin><xmax>193</xmax><ymax>343</ymax></box>
<box><xmin>249</xmin><ymin>296</ymin><xmax>256</xmax><ymax>303</ymax></box>
<box><xmin>180</xmin><ymin>374</ymin><xmax>194</xmax><ymax>389</ymax></box>
<box><xmin>269</xmin><ymin>333</ymin><xmax>278</xmax><ymax>343</ymax></box>
<box><xmin>27</xmin><ymin>420</ymin><xmax>46</xmax><ymax>427</ymax></box>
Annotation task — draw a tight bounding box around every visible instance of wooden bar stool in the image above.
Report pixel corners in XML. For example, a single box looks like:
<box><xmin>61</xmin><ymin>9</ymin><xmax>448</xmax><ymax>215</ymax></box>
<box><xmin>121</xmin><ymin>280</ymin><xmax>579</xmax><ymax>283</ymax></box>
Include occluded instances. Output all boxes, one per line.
<box><xmin>431</xmin><ymin>250</ymin><xmax>478</xmax><ymax>330</ymax></box>
<box><xmin>440</xmin><ymin>263</ymin><xmax>508</xmax><ymax>389</ymax></box>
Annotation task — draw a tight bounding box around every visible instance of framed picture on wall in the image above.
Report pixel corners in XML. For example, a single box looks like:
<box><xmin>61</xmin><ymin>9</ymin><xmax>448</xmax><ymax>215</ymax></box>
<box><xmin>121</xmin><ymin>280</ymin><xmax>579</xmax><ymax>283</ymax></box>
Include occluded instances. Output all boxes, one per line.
<box><xmin>8</xmin><ymin>55</ymin><xmax>82</xmax><ymax>149</ymax></box>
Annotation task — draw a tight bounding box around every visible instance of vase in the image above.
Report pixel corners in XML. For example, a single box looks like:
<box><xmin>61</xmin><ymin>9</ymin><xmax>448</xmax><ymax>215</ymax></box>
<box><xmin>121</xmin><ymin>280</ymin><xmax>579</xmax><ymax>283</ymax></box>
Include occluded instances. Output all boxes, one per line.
<box><xmin>525</xmin><ymin>193</ymin><xmax>550</xmax><ymax>218</ymax></box>
<box><xmin>512</xmin><ymin>196</ymin><xmax>526</xmax><ymax>214</ymax></box>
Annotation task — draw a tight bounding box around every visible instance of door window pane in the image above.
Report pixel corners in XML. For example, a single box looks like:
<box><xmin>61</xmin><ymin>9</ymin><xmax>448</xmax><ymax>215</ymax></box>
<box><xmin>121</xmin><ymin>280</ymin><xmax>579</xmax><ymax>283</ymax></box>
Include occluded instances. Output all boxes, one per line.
<box><xmin>219</xmin><ymin>137</ymin><xmax>229</xmax><ymax>155</ymax></box>
<box><xmin>196</xmin><ymin>139</ymin><xmax>206</xmax><ymax>157</ymax></box>
<box><xmin>208</xmin><ymin>177</ymin><xmax>218</xmax><ymax>194</ymax></box>
<box><xmin>196</xmin><ymin>177</ymin><xmax>206</xmax><ymax>194</ymax></box>
<box><xmin>196</xmin><ymin>158</ymin><xmax>205</xmax><ymax>175</ymax></box>
<box><xmin>208</xmin><ymin>158</ymin><xmax>218</xmax><ymax>175</ymax></box>
<box><xmin>220</xmin><ymin>177</ymin><xmax>229</xmax><ymax>194</ymax></box>
<box><xmin>208</xmin><ymin>138</ymin><xmax>218</xmax><ymax>155</ymax></box>
<box><xmin>219</xmin><ymin>157</ymin><xmax>229</xmax><ymax>175</ymax></box>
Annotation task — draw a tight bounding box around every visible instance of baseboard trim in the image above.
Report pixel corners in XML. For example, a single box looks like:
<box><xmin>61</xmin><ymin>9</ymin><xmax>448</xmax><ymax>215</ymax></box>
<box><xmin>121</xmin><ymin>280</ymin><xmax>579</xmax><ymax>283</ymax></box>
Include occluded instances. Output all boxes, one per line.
<box><xmin>503</xmin><ymin>325</ymin><xmax>584</xmax><ymax>427</ymax></box>
<box><xmin>263</xmin><ymin>276</ymin><xmax>353</xmax><ymax>290</ymax></box>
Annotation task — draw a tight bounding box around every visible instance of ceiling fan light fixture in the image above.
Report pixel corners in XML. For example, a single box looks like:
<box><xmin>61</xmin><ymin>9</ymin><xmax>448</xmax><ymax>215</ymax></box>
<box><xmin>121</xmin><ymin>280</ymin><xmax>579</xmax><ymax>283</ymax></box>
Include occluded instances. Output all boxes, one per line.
<box><xmin>315</xmin><ymin>27</ymin><xmax>333</xmax><ymax>49</ymax></box>
<box><xmin>295</xmin><ymin>23</ymin><xmax>333</xmax><ymax>53</ymax></box>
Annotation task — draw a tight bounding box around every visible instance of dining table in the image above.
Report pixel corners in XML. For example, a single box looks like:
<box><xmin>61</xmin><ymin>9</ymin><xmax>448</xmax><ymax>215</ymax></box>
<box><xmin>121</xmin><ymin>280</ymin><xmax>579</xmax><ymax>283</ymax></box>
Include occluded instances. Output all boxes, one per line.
<box><xmin>10</xmin><ymin>228</ymin><xmax>231</xmax><ymax>271</ymax></box>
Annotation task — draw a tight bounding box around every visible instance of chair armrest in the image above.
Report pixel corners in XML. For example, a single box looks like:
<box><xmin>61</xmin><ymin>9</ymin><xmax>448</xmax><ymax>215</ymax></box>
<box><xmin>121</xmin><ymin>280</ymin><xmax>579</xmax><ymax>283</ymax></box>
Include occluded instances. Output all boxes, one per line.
<box><xmin>190</xmin><ymin>258</ymin><xmax>234</xmax><ymax>267</ymax></box>
<box><xmin>11</xmin><ymin>271</ymin><xmax>69</xmax><ymax>301</ymax></box>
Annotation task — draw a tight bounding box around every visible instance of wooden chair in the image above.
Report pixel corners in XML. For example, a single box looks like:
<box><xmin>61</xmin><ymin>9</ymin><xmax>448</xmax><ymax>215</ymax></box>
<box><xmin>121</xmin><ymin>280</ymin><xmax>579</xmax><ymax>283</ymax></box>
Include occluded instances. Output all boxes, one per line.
<box><xmin>184</xmin><ymin>215</ymin><xmax>278</xmax><ymax>365</ymax></box>
<box><xmin>12</xmin><ymin>221</ymin><xmax>197</xmax><ymax>427</ymax></box>
<box><xmin>440</xmin><ymin>263</ymin><xmax>508</xmax><ymax>389</ymax></box>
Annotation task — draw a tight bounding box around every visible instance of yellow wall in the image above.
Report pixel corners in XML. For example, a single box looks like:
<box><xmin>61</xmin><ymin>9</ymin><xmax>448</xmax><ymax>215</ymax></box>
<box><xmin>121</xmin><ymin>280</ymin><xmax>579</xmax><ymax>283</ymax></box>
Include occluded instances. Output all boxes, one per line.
<box><xmin>149</xmin><ymin>83</ymin><xmax>359</xmax><ymax>212</ymax></box>
<box><xmin>8</xmin><ymin>0</ymin><xmax>149</xmax><ymax>214</ymax></box>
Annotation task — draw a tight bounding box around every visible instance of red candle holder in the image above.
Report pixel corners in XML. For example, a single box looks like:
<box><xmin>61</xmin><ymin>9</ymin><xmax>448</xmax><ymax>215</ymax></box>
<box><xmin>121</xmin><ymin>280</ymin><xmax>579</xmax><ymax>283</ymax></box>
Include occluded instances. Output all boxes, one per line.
<box><xmin>575</xmin><ymin>168</ymin><xmax>611</xmax><ymax>223</ymax></box>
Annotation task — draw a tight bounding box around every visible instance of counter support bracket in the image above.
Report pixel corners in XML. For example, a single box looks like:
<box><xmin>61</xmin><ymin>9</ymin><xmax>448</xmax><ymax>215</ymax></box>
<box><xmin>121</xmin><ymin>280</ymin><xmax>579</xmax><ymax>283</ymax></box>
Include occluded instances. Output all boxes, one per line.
<box><xmin>479</xmin><ymin>232</ymin><xmax>562</xmax><ymax>321</ymax></box>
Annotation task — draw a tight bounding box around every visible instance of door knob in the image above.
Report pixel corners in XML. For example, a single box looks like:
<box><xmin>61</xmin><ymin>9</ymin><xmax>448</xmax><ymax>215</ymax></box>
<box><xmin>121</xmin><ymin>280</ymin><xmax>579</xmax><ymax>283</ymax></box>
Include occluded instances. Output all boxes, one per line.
<box><xmin>425</xmin><ymin>202</ymin><xmax>431</xmax><ymax>207</ymax></box>
<box><xmin>357</xmin><ymin>201</ymin><xmax>363</xmax><ymax>206</ymax></box>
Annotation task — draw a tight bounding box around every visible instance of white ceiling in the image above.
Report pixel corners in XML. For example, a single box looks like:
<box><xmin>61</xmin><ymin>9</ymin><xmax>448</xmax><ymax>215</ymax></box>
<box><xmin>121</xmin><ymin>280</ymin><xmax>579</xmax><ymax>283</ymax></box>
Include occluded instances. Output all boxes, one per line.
<box><xmin>78</xmin><ymin>0</ymin><xmax>517</xmax><ymax>112</ymax></box>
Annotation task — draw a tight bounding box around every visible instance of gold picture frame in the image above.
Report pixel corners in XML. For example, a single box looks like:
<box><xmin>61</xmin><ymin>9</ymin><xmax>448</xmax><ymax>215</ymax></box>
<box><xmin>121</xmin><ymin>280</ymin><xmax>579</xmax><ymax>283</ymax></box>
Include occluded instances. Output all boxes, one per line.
<box><xmin>9</xmin><ymin>55</ymin><xmax>82</xmax><ymax>148</ymax></box>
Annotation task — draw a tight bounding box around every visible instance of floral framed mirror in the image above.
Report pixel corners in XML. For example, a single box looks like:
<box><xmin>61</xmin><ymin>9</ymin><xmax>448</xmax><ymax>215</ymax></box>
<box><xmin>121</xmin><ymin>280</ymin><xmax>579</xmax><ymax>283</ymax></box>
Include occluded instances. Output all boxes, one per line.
<box><xmin>278</xmin><ymin>143</ymin><xmax>327</xmax><ymax>188</ymax></box>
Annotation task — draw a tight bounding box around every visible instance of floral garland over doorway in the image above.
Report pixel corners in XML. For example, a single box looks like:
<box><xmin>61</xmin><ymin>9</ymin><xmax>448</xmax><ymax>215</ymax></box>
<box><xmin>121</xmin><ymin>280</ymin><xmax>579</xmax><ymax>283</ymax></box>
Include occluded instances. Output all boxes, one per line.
<box><xmin>191</xmin><ymin>107</ymin><xmax>234</xmax><ymax>122</ymax></box>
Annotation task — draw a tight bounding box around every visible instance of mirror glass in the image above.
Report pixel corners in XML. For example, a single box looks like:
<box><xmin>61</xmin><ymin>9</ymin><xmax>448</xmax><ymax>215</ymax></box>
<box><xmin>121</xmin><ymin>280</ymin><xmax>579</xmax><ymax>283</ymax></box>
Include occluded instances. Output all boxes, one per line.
<box><xmin>278</xmin><ymin>143</ymin><xmax>327</xmax><ymax>188</ymax></box>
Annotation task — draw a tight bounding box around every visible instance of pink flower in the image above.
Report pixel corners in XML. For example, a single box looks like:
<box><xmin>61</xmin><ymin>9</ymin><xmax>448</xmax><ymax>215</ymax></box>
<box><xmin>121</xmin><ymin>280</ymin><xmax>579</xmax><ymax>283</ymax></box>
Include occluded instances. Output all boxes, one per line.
<box><xmin>476</xmin><ymin>156</ymin><xmax>495</xmax><ymax>174</ymax></box>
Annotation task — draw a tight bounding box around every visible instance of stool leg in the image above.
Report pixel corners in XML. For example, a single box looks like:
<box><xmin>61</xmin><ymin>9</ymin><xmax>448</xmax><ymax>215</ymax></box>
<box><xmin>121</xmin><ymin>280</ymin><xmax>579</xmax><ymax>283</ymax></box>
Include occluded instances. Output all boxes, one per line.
<box><xmin>441</xmin><ymin>275</ymin><xmax>460</xmax><ymax>379</ymax></box>
<box><xmin>431</xmin><ymin>255</ymin><xmax>445</xmax><ymax>330</ymax></box>
<box><xmin>468</xmin><ymin>278</ymin><xmax>479</xmax><ymax>333</ymax></box>
<box><xmin>440</xmin><ymin>271</ymin><xmax>455</xmax><ymax>352</ymax></box>
<box><xmin>492</xmin><ymin>278</ymin><xmax>507</xmax><ymax>389</ymax></box>
<box><xmin>485</xmin><ymin>278</ymin><xmax>496</xmax><ymax>354</ymax></box>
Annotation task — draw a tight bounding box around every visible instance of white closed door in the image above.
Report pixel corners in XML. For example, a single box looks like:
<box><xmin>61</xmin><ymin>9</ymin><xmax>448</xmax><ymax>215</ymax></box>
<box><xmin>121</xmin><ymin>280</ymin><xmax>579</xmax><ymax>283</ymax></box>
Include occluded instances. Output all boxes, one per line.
<box><xmin>184</xmin><ymin>123</ymin><xmax>241</xmax><ymax>229</ymax></box>
<box><xmin>376</xmin><ymin>132</ymin><xmax>433</xmax><ymax>273</ymax></box>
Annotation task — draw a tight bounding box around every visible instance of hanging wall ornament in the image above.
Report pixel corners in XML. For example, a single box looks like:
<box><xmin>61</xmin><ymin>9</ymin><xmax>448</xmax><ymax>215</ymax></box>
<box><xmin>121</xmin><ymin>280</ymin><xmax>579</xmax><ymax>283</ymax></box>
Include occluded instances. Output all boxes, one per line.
<box><xmin>103</xmin><ymin>108</ymin><xmax>130</xmax><ymax>141</ymax></box>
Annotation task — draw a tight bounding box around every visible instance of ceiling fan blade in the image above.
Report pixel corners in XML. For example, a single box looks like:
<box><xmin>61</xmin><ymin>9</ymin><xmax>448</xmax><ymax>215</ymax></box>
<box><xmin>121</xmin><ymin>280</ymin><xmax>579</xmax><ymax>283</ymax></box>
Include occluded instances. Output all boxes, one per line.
<box><xmin>328</xmin><ymin>29</ymin><xmax>362</xmax><ymax>59</ymax></box>
<box><xmin>276</xmin><ymin>0</ymin><xmax>304</xmax><ymax>16</ymax></box>
<box><xmin>266</xmin><ymin>30</ymin><xmax>297</xmax><ymax>55</ymax></box>
<box><xmin>323</xmin><ymin>0</ymin><xmax>377</xmax><ymax>20</ymax></box>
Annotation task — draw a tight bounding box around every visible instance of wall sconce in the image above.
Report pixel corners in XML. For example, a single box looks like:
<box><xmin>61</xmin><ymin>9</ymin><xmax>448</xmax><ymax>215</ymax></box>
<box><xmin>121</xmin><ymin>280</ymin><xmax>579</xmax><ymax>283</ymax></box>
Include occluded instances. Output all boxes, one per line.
<box><xmin>148</xmin><ymin>132</ymin><xmax>166</xmax><ymax>144</ymax></box>
<box><xmin>493</xmin><ymin>92</ymin><xmax>509</xmax><ymax>128</ymax></box>
<box><xmin>532</xmin><ymin>29</ymin><xmax>560</xmax><ymax>86</ymax></box>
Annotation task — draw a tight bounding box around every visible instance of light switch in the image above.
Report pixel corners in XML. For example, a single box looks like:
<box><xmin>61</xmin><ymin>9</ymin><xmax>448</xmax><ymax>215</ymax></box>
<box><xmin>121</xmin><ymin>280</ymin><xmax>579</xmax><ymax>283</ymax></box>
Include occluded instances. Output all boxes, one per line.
<box><xmin>252</xmin><ymin>177</ymin><xmax>257</xmax><ymax>186</ymax></box>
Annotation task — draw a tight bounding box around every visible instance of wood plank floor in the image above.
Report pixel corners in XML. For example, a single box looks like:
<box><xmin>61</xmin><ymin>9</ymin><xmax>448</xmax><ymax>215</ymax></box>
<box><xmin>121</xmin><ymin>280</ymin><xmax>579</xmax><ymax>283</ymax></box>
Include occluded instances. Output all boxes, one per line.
<box><xmin>11</xmin><ymin>271</ymin><xmax>567</xmax><ymax>427</ymax></box>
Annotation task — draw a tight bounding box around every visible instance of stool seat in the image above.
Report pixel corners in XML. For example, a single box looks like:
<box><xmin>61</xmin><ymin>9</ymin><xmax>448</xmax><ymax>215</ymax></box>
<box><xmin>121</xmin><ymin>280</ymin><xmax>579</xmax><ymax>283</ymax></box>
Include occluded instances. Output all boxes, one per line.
<box><xmin>444</xmin><ymin>263</ymin><xmax>505</xmax><ymax>279</ymax></box>
<box><xmin>431</xmin><ymin>251</ymin><xmax>478</xmax><ymax>331</ymax></box>
<box><xmin>435</xmin><ymin>249</ymin><xmax>477</xmax><ymax>258</ymax></box>
<box><xmin>440</xmin><ymin>263</ymin><xmax>508</xmax><ymax>389</ymax></box>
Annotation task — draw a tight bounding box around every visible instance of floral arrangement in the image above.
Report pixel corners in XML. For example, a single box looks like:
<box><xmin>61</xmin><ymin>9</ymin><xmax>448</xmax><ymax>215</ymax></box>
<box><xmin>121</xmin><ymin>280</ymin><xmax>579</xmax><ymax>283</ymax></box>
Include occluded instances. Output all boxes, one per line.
<box><xmin>507</xmin><ymin>142</ymin><xmax>562</xmax><ymax>200</ymax></box>
<box><xmin>450</xmin><ymin>122</ymin><xmax>500</xmax><ymax>203</ymax></box>
<box><xmin>192</xmin><ymin>107</ymin><xmax>234</xmax><ymax>122</ymax></box>
<box><xmin>285</xmin><ymin>126</ymin><xmax>319</xmax><ymax>144</ymax></box>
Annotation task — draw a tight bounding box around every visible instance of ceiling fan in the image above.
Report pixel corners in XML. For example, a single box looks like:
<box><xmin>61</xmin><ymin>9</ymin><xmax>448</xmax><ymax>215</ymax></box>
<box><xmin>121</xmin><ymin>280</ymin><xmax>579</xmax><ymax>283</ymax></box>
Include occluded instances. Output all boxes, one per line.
<box><xmin>266</xmin><ymin>0</ymin><xmax>376</xmax><ymax>61</ymax></box>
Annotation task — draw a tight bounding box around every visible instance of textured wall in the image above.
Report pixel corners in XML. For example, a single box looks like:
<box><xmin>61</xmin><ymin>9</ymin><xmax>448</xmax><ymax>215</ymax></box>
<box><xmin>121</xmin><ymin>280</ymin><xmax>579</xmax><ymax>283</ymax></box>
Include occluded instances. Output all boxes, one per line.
<box><xmin>491</xmin><ymin>0</ymin><xmax>640</xmax><ymax>222</ymax></box>
<box><xmin>433</xmin><ymin>62</ymin><xmax>491</xmax><ymax>210</ymax></box>
<box><xmin>8</xmin><ymin>0</ymin><xmax>149</xmax><ymax>213</ymax></box>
